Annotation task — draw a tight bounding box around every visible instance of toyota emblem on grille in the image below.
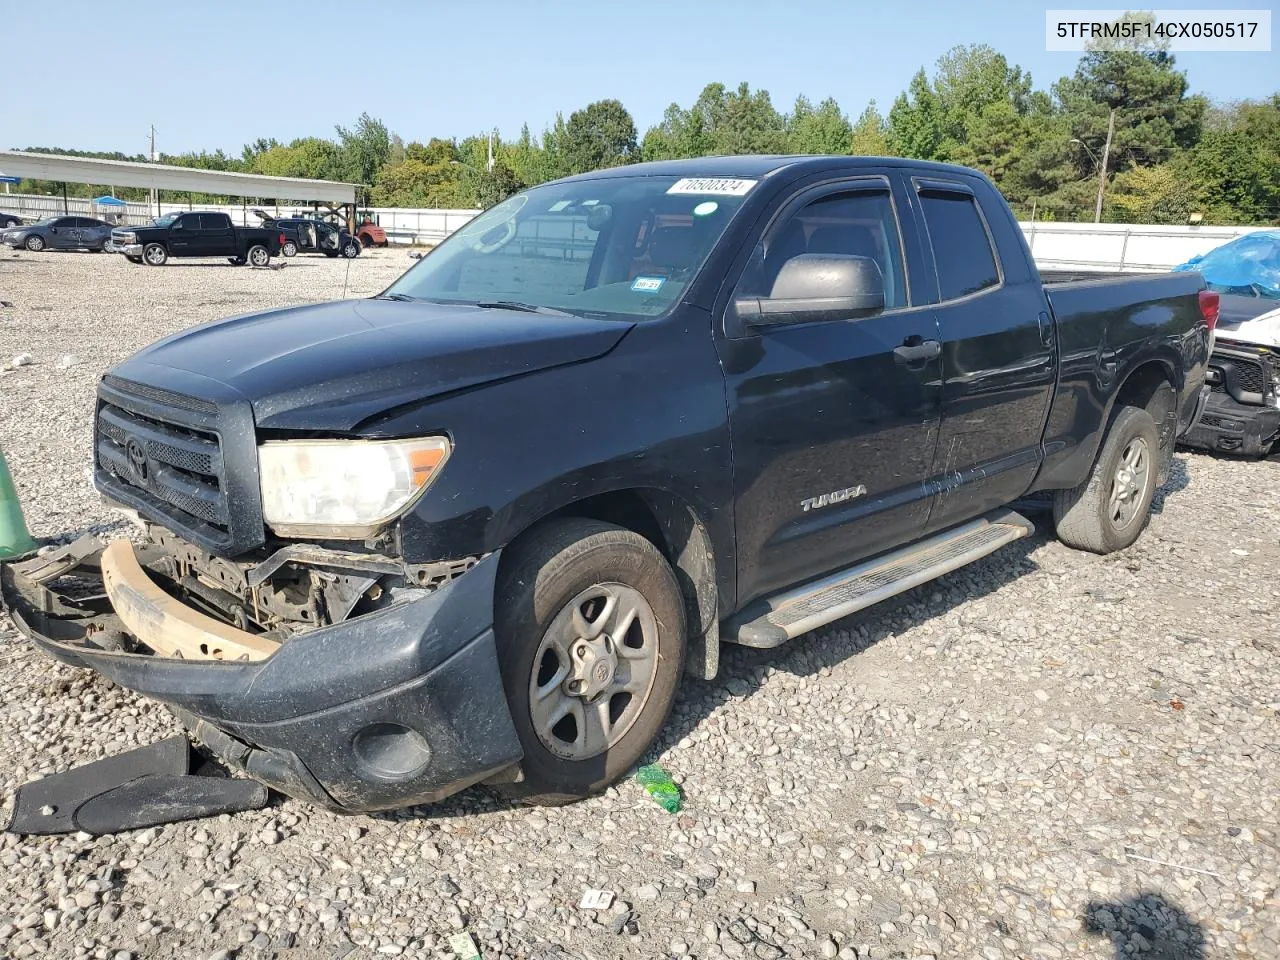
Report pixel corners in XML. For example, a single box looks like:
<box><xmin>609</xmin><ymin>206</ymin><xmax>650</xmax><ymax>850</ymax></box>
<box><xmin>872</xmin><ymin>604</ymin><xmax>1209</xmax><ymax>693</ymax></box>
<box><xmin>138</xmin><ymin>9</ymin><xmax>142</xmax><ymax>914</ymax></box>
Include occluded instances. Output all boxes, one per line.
<box><xmin>125</xmin><ymin>437</ymin><xmax>149</xmax><ymax>481</ymax></box>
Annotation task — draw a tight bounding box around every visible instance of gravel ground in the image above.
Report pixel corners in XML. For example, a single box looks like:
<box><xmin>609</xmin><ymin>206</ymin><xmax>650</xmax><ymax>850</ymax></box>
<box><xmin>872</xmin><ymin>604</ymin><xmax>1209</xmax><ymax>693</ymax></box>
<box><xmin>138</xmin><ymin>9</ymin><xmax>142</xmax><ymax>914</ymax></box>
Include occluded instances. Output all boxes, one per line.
<box><xmin>1</xmin><ymin>249</ymin><xmax>1277</xmax><ymax>960</ymax></box>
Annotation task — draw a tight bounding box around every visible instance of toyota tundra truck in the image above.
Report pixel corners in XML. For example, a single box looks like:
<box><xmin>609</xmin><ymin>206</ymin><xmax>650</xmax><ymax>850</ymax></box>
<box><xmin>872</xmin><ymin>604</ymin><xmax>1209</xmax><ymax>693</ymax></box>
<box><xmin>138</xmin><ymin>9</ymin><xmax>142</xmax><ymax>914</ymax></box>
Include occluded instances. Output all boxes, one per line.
<box><xmin>2</xmin><ymin>156</ymin><xmax>1214</xmax><ymax>813</ymax></box>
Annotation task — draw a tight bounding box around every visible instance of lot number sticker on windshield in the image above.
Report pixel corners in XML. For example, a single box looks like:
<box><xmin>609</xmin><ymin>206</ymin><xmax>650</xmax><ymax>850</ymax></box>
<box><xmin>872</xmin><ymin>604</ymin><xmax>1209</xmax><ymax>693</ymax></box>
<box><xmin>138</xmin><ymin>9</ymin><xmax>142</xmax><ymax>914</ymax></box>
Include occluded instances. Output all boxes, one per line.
<box><xmin>631</xmin><ymin>276</ymin><xmax>666</xmax><ymax>293</ymax></box>
<box><xmin>667</xmin><ymin>178</ymin><xmax>757</xmax><ymax>196</ymax></box>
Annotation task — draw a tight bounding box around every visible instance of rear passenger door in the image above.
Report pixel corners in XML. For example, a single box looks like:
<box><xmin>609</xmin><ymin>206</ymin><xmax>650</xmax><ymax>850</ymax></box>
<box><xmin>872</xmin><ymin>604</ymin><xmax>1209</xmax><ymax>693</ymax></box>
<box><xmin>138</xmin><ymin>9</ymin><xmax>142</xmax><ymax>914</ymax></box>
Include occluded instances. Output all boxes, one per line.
<box><xmin>908</xmin><ymin>176</ymin><xmax>1056</xmax><ymax>532</ymax></box>
<box><xmin>199</xmin><ymin>214</ymin><xmax>236</xmax><ymax>256</ymax></box>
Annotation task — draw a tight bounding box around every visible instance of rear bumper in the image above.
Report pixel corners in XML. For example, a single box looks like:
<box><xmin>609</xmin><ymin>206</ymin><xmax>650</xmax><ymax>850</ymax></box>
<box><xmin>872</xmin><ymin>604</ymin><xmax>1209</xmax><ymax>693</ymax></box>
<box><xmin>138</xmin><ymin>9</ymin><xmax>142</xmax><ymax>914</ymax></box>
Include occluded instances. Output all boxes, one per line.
<box><xmin>1180</xmin><ymin>392</ymin><xmax>1280</xmax><ymax>457</ymax></box>
<box><xmin>1</xmin><ymin>548</ymin><xmax>522</xmax><ymax>813</ymax></box>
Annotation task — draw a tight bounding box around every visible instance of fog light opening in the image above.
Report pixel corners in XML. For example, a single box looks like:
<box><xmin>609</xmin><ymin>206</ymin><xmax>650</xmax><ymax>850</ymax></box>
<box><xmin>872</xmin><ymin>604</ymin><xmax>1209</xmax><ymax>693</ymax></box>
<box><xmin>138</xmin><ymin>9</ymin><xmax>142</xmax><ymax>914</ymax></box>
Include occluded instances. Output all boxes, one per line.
<box><xmin>351</xmin><ymin>722</ymin><xmax>432</xmax><ymax>780</ymax></box>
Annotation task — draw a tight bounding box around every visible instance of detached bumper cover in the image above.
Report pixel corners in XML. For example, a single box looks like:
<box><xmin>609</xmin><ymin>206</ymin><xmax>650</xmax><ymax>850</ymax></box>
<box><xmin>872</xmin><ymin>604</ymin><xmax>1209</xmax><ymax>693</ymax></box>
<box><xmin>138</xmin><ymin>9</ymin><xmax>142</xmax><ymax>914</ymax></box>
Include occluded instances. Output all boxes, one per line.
<box><xmin>1180</xmin><ymin>392</ymin><xmax>1280</xmax><ymax>456</ymax></box>
<box><xmin>1</xmin><ymin>551</ymin><xmax>522</xmax><ymax>812</ymax></box>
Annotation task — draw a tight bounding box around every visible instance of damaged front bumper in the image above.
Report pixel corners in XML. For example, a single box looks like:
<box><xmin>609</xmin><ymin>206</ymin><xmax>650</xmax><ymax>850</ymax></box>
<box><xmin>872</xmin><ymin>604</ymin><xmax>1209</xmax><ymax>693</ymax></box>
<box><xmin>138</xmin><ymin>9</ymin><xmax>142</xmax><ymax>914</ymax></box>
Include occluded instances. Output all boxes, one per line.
<box><xmin>1</xmin><ymin>544</ymin><xmax>522</xmax><ymax>813</ymax></box>
<box><xmin>1180</xmin><ymin>391</ymin><xmax>1280</xmax><ymax>457</ymax></box>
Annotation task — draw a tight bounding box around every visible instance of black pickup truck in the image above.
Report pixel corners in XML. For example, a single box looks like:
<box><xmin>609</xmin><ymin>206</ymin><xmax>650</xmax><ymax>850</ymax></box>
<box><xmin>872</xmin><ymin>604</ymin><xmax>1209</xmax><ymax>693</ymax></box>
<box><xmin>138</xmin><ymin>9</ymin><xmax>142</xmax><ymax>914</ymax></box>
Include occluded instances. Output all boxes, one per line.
<box><xmin>3</xmin><ymin>156</ymin><xmax>1214</xmax><ymax>813</ymax></box>
<box><xmin>110</xmin><ymin>212</ymin><xmax>283</xmax><ymax>266</ymax></box>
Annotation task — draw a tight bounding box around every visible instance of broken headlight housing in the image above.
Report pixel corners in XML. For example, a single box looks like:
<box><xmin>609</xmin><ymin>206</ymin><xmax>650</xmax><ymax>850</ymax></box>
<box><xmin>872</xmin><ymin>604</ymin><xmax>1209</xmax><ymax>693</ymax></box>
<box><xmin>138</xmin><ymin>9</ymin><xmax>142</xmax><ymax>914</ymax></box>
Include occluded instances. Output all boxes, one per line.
<box><xmin>258</xmin><ymin>437</ymin><xmax>451</xmax><ymax>539</ymax></box>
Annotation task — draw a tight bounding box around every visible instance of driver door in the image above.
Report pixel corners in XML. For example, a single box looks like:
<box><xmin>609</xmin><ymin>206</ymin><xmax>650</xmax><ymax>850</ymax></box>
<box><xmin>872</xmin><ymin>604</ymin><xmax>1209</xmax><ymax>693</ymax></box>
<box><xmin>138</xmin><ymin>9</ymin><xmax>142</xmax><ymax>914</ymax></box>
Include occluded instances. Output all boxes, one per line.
<box><xmin>716</xmin><ymin>178</ymin><xmax>944</xmax><ymax>605</ymax></box>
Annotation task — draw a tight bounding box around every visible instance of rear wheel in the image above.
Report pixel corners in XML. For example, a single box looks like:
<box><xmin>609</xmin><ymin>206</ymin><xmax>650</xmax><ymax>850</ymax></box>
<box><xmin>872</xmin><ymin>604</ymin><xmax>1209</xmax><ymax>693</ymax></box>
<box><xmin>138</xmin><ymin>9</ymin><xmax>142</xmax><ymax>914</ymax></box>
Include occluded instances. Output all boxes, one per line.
<box><xmin>1053</xmin><ymin>405</ymin><xmax>1160</xmax><ymax>554</ymax></box>
<box><xmin>246</xmin><ymin>244</ymin><xmax>270</xmax><ymax>267</ymax></box>
<box><xmin>143</xmin><ymin>243</ymin><xmax>167</xmax><ymax>266</ymax></box>
<box><xmin>361</xmin><ymin>233</ymin><xmax>375</xmax><ymax>249</ymax></box>
<box><xmin>281</xmin><ymin>240</ymin><xmax>297</xmax><ymax>258</ymax></box>
<box><xmin>25</xmin><ymin>235</ymin><xmax>45</xmax><ymax>252</ymax></box>
<box><xmin>493</xmin><ymin>519</ymin><xmax>685</xmax><ymax>805</ymax></box>
<box><xmin>341</xmin><ymin>239</ymin><xmax>360</xmax><ymax>258</ymax></box>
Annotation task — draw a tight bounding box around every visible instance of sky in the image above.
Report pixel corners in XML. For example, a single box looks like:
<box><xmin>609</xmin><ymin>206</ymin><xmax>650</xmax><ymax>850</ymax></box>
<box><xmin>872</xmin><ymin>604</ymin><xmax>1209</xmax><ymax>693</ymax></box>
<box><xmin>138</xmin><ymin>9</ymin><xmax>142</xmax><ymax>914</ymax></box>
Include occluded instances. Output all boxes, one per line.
<box><xmin>4</xmin><ymin>0</ymin><xmax>1277</xmax><ymax>157</ymax></box>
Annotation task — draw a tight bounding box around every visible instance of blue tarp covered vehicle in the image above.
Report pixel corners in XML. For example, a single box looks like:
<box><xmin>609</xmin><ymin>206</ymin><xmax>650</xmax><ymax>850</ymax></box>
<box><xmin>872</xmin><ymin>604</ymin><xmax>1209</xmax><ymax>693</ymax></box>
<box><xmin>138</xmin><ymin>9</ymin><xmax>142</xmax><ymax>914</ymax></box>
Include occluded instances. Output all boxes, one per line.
<box><xmin>1174</xmin><ymin>231</ymin><xmax>1280</xmax><ymax>300</ymax></box>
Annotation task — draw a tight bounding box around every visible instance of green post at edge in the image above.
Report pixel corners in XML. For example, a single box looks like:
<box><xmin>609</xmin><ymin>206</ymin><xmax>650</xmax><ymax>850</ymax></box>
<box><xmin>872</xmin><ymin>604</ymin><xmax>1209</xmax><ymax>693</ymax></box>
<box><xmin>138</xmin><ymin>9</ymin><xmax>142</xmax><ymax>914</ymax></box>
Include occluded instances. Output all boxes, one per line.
<box><xmin>0</xmin><ymin>447</ymin><xmax>38</xmax><ymax>561</ymax></box>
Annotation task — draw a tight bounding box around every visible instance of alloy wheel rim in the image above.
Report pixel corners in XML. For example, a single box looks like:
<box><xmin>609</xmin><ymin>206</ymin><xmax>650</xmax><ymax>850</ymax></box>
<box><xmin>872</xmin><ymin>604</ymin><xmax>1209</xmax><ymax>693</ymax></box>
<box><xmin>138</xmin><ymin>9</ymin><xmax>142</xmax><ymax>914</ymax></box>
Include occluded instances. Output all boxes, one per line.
<box><xmin>1108</xmin><ymin>436</ymin><xmax>1150</xmax><ymax>529</ymax></box>
<box><xmin>529</xmin><ymin>583</ymin><xmax>660</xmax><ymax>761</ymax></box>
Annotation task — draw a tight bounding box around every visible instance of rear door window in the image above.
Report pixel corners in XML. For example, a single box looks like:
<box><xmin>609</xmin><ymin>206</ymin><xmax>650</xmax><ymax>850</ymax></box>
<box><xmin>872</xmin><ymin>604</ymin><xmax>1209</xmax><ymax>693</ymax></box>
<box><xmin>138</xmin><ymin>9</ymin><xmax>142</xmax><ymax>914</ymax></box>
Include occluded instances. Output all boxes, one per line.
<box><xmin>918</xmin><ymin>189</ymin><xmax>1000</xmax><ymax>301</ymax></box>
<box><xmin>201</xmin><ymin>214</ymin><xmax>231</xmax><ymax>230</ymax></box>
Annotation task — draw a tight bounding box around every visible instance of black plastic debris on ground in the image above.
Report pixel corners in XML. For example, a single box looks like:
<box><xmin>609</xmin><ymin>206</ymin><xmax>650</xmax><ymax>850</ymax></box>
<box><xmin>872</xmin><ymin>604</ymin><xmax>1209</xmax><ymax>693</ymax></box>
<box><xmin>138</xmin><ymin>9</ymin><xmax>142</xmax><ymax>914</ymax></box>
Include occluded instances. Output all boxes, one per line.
<box><xmin>6</xmin><ymin>734</ymin><xmax>269</xmax><ymax>835</ymax></box>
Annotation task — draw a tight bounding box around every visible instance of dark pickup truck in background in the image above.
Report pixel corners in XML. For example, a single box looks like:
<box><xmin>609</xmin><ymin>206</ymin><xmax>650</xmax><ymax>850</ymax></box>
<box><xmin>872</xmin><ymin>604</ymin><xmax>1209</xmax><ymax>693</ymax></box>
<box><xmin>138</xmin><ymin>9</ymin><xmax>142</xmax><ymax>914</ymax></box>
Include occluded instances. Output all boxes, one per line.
<box><xmin>3</xmin><ymin>155</ymin><xmax>1213</xmax><ymax>813</ymax></box>
<box><xmin>110</xmin><ymin>212</ymin><xmax>283</xmax><ymax>267</ymax></box>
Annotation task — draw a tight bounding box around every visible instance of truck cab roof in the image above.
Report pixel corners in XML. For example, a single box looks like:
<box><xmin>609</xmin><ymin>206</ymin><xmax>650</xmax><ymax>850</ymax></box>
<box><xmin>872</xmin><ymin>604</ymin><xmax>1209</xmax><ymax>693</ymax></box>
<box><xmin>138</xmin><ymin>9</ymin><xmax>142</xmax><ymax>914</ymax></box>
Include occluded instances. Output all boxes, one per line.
<box><xmin>560</xmin><ymin>154</ymin><xmax>993</xmax><ymax>184</ymax></box>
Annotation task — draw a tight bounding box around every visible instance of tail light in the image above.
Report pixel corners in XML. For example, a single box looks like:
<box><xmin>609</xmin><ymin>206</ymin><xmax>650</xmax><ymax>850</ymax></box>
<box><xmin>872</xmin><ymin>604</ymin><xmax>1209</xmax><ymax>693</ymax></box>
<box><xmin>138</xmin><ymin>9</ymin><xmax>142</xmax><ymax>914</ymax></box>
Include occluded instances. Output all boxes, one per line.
<box><xmin>1199</xmin><ymin>290</ymin><xmax>1220</xmax><ymax>331</ymax></box>
<box><xmin>279</xmin><ymin>232</ymin><xmax>286</xmax><ymax>247</ymax></box>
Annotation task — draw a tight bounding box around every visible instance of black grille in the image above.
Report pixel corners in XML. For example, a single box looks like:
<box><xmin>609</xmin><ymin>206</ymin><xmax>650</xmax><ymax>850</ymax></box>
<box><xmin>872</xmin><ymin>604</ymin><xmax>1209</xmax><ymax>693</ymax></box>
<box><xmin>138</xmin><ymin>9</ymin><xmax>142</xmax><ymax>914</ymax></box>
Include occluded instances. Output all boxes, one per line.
<box><xmin>1235</xmin><ymin>358</ymin><xmax>1265</xmax><ymax>395</ymax></box>
<box><xmin>96</xmin><ymin>402</ymin><xmax>228</xmax><ymax>531</ymax></box>
<box><xmin>1207</xmin><ymin>349</ymin><xmax>1275</xmax><ymax>405</ymax></box>
<box><xmin>102</xmin><ymin>375</ymin><xmax>218</xmax><ymax>414</ymax></box>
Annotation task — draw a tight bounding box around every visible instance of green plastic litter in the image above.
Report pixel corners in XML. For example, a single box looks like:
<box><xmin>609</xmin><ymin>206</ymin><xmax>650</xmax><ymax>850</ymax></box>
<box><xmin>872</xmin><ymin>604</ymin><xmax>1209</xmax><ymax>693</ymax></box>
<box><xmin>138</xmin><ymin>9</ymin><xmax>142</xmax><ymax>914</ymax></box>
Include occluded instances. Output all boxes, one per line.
<box><xmin>635</xmin><ymin>764</ymin><xmax>682</xmax><ymax>813</ymax></box>
<box><xmin>448</xmin><ymin>931</ymin><xmax>481</xmax><ymax>959</ymax></box>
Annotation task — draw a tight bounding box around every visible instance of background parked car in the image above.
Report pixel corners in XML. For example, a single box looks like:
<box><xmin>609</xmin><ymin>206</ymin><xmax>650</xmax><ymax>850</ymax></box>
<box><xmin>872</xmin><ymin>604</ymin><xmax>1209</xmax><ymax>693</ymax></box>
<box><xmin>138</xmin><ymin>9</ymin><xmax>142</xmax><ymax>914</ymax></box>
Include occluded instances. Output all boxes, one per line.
<box><xmin>0</xmin><ymin>212</ymin><xmax>23</xmax><ymax>229</ymax></box>
<box><xmin>2</xmin><ymin>216</ymin><xmax>113</xmax><ymax>252</ymax></box>
<box><xmin>255</xmin><ymin>211</ymin><xmax>361</xmax><ymax>259</ymax></box>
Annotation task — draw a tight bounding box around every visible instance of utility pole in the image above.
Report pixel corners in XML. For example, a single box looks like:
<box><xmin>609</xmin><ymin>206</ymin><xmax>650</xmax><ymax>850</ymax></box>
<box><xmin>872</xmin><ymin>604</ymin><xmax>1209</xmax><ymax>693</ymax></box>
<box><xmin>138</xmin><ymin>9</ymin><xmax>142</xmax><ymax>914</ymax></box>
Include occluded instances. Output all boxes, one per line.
<box><xmin>148</xmin><ymin>124</ymin><xmax>158</xmax><ymax>216</ymax></box>
<box><xmin>1094</xmin><ymin>107</ymin><xmax>1115</xmax><ymax>224</ymax></box>
<box><xmin>487</xmin><ymin>131</ymin><xmax>495</xmax><ymax>173</ymax></box>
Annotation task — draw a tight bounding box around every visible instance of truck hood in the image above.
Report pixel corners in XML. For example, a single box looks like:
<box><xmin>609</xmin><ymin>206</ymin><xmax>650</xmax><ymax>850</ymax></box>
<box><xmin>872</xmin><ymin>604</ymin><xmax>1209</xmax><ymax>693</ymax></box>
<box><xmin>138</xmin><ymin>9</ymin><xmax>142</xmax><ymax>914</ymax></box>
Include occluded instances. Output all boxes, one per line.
<box><xmin>1217</xmin><ymin>302</ymin><xmax>1280</xmax><ymax>350</ymax></box>
<box><xmin>109</xmin><ymin>299</ymin><xmax>634</xmax><ymax>431</ymax></box>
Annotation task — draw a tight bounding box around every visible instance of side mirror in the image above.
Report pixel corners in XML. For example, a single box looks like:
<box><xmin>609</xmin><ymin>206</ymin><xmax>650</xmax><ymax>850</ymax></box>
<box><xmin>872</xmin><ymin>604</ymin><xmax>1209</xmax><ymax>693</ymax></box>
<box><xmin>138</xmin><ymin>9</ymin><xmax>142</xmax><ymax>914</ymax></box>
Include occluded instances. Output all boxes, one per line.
<box><xmin>734</xmin><ymin>254</ymin><xmax>885</xmax><ymax>327</ymax></box>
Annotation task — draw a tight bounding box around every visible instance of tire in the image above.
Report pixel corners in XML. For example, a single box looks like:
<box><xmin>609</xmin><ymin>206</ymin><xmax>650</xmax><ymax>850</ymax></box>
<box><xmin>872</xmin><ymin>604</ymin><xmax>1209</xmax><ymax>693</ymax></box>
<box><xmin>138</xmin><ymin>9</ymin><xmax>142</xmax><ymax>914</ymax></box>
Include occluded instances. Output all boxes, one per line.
<box><xmin>126</xmin><ymin>256</ymin><xmax>143</xmax><ymax>264</ymax></box>
<box><xmin>281</xmin><ymin>240</ymin><xmax>297</xmax><ymax>258</ymax></box>
<box><xmin>1053</xmin><ymin>405</ymin><xmax>1160</xmax><ymax>554</ymax></box>
<box><xmin>246</xmin><ymin>244</ymin><xmax>270</xmax><ymax>267</ymax></box>
<box><xmin>25</xmin><ymin>235</ymin><xmax>45</xmax><ymax>252</ymax></box>
<box><xmin>341</xmin><ymin>240</ymin><xmax>360</xmax><ymax>259</ymax></box>
<box><xmin>360</xmin><ymin>233</ymin><xmax>375</xmax><ymax>249</ymax></box>
<box><xmin>227</xmin><ymin>257</ymin><xmax>245</xmax><ymax>265</ymax></box>
<box><xmin>143</xmin><ymin>243</ymin><xmax>167</xmax><ymax>266</ymax></box>
<box><xmin>493</xmin><ymin>518</ymin><xmax>686</xmax><ymax>805</ymax></box>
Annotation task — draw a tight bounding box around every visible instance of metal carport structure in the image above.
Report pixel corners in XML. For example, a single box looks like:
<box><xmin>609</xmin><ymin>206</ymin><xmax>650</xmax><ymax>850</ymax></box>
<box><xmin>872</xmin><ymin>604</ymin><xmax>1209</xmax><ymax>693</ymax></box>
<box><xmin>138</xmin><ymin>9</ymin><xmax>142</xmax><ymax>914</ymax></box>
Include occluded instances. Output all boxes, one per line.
<box><xmin>0</xmin><ymin>150</ymin><xmax>360</xmax><ymax>226</ymax></box>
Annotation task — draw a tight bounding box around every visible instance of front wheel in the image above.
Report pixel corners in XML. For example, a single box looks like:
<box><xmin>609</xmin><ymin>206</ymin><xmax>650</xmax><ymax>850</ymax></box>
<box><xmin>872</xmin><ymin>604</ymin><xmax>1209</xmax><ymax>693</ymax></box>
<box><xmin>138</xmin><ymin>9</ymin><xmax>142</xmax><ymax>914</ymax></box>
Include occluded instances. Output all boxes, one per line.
<box><xmin>493</xmin><ymin>518</ymin><xmax>685</xmax><ymax>805</ymax></box>
<box><xmin>25</xmin><ymin>235</ymin><xmax>45</xmax><ymax>252</ymax></box>
<box><xmin>1053</xmin><ymin>405</ymin><xmax>1160</xmax><ymax>554</ymax></box>
<box><xmin>246</xmin><ymin>244</ymin><xmax>270</xmax><ymax>267</ymax></box>
<box><xmin>281</xmin><ymin>240</ymin><xmax>297</xmax><ymax>258</ymax></box>
<box><xmin>340</xmin><ymin>239</ymin><xmax>360</xmax><ymax>259</ymax></box>
<box><xmin>143</xmin><ymin>243</ymin><xmax>167</xmax><ymax>266</ymax></box>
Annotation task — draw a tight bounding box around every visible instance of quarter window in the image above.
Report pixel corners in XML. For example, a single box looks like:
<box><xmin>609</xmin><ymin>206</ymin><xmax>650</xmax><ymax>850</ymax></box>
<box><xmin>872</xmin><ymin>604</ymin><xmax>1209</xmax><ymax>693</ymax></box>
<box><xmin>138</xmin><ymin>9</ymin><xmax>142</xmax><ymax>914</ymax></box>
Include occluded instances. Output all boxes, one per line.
<box><xmin>919</xmin><ymin>192</ymin><xmax>999</xmax><ymax>300</ymax></box>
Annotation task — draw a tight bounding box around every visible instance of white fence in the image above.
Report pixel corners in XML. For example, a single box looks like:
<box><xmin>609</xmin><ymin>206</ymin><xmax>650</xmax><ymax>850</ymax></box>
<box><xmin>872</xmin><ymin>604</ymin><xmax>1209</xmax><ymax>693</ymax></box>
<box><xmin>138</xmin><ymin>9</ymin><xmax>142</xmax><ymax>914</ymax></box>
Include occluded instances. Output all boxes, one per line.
<box><xmin>1021</xmin><ymin>221</ymin><xmax>1266</xmax><ymax>273</ymax></box>
<box><xmin>1</xmin><ymin>190</ymin><xmax>1268</xmax><ymax>268</ymax></box>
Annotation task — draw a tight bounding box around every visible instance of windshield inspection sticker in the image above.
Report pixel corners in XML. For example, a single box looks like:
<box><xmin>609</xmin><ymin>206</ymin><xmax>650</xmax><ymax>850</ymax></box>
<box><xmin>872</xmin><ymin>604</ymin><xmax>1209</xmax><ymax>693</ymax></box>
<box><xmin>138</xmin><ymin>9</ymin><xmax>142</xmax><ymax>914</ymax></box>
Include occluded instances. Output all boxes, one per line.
<box><xmin>631</xmin><ymin>276</ymin><xmax>666</xmax><ymax>293</ymax></box>
<box><xmin>693</xmin><ymin>200</ymin><xmax>719</xmax><ymax>216</ymax></box>
<box><xmin>667</xmin><ymin>177</ymin><xmax>757</xmax><ymax>196</ymax></box>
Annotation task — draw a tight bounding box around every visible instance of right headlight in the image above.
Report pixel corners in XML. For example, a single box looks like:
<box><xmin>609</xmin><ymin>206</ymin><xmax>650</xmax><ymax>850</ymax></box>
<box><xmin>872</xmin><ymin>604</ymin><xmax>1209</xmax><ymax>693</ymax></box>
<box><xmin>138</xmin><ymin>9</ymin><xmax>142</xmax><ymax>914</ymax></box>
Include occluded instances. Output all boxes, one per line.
<box><xmin>257</xmin><ymin>436</ymin><xmax>451</xmax><ymax>539</ymax></box>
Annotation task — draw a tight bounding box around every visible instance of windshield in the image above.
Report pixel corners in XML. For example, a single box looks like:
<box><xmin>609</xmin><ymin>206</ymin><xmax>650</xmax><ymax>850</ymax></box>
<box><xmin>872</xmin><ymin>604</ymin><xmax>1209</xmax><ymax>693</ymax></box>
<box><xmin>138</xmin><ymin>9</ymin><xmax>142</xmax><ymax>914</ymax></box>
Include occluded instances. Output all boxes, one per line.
<box><xmin>153</xmin><ymin>213</ymin><xmax>180</xmax><ymax>227</ymax></box>
<box><xmin>381</xmin><ymin>175</ymin><xmax>754</xmax><ymax>319</ymax></box>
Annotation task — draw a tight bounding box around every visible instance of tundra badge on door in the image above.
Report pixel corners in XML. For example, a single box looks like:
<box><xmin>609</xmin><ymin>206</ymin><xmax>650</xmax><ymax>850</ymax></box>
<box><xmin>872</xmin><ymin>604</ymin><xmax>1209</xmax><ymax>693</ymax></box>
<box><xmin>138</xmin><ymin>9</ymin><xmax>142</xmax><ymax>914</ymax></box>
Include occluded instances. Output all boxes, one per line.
<box><xmin>801</xmin><ymin>484</ymin><xmax>867</xmax><ymax>512</ymax></box>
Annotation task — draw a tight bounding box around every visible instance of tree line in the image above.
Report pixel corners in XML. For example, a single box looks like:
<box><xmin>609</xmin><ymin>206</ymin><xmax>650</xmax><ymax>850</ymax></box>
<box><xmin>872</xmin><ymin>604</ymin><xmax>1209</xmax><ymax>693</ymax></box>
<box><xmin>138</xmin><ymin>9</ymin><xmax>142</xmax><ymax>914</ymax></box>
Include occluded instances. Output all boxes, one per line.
<box><xmin>13</xmin><ymin>40</ymin><xmax>1278</xmax><ymax>225</ymax></box>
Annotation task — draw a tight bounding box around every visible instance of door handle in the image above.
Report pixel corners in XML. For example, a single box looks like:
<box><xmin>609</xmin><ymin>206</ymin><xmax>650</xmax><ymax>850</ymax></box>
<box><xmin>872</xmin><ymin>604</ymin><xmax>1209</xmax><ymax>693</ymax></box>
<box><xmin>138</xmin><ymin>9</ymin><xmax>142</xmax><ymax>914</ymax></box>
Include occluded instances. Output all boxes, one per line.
<box><xmin>893</xmin><ymin>338</ymin><xmax>941</xmax><ymax>365</ymax></box>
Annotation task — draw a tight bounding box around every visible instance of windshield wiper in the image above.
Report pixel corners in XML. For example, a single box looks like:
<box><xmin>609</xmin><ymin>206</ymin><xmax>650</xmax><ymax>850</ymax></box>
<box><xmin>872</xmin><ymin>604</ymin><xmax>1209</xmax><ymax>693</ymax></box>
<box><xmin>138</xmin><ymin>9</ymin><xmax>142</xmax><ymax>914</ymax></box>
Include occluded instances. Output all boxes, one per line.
<box><xmin>374</xmin><ymin>293</ymin><xmax>420</xmax><ymax>302</ymax></box>
<box><xmin>474</xmin><ymin>300</ymin><xmax>572</xmax><ymax>316</ymax></box>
